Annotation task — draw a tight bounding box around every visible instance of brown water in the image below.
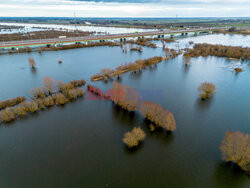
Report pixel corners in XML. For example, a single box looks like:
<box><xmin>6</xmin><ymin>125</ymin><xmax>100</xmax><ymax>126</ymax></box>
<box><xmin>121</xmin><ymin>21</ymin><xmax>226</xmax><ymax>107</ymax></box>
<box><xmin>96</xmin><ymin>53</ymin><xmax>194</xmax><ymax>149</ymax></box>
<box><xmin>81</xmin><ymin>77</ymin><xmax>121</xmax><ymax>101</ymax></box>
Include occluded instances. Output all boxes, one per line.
<box><xmin>0</xmin><ymin>34</ymin><xmax>249</xmax><ymax>187</ymax></box>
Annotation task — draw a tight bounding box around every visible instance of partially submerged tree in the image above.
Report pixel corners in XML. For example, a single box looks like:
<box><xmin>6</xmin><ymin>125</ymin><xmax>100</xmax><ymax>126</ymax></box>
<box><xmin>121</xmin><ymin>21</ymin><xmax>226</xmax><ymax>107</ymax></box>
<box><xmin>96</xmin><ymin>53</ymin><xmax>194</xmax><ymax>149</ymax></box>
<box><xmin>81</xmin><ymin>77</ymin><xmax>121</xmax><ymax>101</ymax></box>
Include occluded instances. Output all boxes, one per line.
<box><xmin>28</xmin><ymin>58</ymin><xmax>36</xmax><ymax>69</ymax></box>
<box><xmin>30</xmin><ymin>87</ymin><xmax>45</xmax><ymax>98</ymax></box>
<box><xmin>123</xmin><ymin>127</ymin><xmax>146</xmax><ymax>148</ymax></box>
<box><xmin>198</xmin><ymin>82</ymin><xmax>217</xmax><ymax>99</ymax></box>
<box><xmin>43</xmin><ymin>76</ymin><xmax>55</xmax><ymax>95</ymax></box>
<box><xmin>55</xmin><ymin>93</ymin><xmax>69</xmax><ymax>105</ymax></box>
<box><xmin>0</xmin><ymin>108</ymin><xmax>16</xmax><ymax>123</ymax></box>
<box><xmin>220</xmin><ymin>131</ymin><xmax>250</xmax><ymax>174</ymax></box>
<box><xmin>139</xmin><ymin>101</ymin><xmax>176</xmax><ymax>131</ymax></box>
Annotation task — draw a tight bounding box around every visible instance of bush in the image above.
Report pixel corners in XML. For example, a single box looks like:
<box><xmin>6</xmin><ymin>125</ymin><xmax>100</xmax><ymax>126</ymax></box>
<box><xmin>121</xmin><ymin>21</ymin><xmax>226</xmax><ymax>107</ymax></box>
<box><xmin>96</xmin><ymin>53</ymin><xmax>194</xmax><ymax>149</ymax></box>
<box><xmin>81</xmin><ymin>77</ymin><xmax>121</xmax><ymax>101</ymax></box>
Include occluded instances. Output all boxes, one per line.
<box><xmin>132</xmin><ymin>127</ymin><xmax>146</xmax><ymax>141</ymax></box>
<box><xmin>123</xmin><ymin>127</ymin><xmax>146</xmax><ymax>148</ymax></box>
<box><xmin>0</xmin><ymin>96</ymin><xmax>26</xmax><ymax>110</ymax></box>
<box><xmin>55</xmin><ymin>93</ymin><xmax>69</xmax><ymax>105</ymax></box>
<box><xmin>24</xmin><ymin>101</ymin><xmax>39</xmax><ymax>113</ymax></box>
<box><xmin>76</xmin><ymin>88</ymin><xmax>85</xmax><ymax>97</ymax></box>
<box><xmin>139</xmin><ymin>101</ymin><xmax>176</xmax><ymax>131</ymax></box>
<box><xmin>34</xmin><ymin>99</ymin><xmax>45</xmax><ymax>110</ymax></box>
<box><xmin>220</xmin><ymin>131</ymin><xmax>250</xmax><ymax>174</ymax></box>
<box><xmin>43</xmin><ymin>96</ymin><xmax>55</xmax><ymax>107</ymax></box>
<box><xmin>198</xmin><ymin>82</ymin><xmax>217</xmax><ymax>99</ymax></box>
<box><xmin>13</xmin><ymin>106</ymin><xmax>27</xmax><ymax>117</ymax></box>
<box><xmin>0</xmin><ymin>108</ymin><xmax>16</xmax><ymax>123</ymax></box>
<box><xmin>70</xmin><ymin>79</ymin><xmax>86</xmax><ymax>87</ymax></box>
<box><xmin>30</xmin><ymin>87</ymin><xmax>45</xmax><ymax>98</ymax></box>
<box><xmin>235</xmin><ymin>68</ymin><xmax>244</xmax><ymax>73</ymax></box>
<box><xmin>111</xmin><ymin>82</ymin><xmax>142</xmax><ymax>111</ymax></box>
<box><xmin>65</xmin><ymin>89</ymin><xmax>78</xmax><ymax>100</ymax></box>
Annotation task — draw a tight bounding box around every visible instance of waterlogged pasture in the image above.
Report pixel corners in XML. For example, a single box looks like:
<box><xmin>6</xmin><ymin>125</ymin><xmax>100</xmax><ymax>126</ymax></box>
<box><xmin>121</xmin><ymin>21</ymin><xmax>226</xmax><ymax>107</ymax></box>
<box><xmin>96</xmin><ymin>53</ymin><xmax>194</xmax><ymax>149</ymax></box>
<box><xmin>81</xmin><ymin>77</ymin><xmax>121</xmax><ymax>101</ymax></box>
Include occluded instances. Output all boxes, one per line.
<box><xmin>0</xmin><ymin>34</ymin><xmax>249</xmax><ymax>187</ymax></box>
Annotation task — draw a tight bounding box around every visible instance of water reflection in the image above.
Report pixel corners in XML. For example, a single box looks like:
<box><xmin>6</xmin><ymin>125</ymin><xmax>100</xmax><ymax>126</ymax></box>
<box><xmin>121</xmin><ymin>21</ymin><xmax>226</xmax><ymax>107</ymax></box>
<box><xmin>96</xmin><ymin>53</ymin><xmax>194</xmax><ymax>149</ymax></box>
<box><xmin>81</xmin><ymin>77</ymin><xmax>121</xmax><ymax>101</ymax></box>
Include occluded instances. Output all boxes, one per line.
<box><xmin>195</xmin><ymin>98</ymin><xmax>214</xmax><ymax>111</ymax></box>
<box><xmin>213</xmin><ymin>162</ymin><xmax>248</xmax><ymax>187</ymax></box>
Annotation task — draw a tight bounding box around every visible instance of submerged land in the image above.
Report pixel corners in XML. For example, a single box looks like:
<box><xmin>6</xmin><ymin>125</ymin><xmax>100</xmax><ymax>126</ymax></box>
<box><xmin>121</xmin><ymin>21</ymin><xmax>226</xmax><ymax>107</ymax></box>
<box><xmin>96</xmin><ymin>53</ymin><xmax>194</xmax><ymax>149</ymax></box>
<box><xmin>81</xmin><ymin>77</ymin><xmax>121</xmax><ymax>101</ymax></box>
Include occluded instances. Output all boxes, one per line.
<box><xmin>0</xmin><ymin>17</ymin><xmax>249</xmax><ymax>187</ymax></box>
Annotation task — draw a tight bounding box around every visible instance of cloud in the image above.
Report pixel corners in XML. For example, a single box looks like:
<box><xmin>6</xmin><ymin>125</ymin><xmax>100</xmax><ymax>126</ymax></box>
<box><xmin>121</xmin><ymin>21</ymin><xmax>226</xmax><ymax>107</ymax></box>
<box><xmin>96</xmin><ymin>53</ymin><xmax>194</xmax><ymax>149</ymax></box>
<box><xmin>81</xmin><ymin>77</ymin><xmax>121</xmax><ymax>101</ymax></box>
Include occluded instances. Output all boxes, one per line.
<box><xmin>0</xmin><ymin>0</ymin><xmax>249</xmax><ymax>17</ymax></box>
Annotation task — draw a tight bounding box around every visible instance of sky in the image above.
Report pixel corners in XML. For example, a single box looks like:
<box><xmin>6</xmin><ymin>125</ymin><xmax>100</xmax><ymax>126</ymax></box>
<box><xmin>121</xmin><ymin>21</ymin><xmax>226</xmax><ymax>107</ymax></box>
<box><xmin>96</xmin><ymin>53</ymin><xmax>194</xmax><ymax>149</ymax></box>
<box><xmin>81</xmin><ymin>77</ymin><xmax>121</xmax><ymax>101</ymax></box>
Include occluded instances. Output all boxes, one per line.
<box><xmin>0</xmin><ymin>0</ymin><xmax>249</xmax><ymax>17</ymax></box>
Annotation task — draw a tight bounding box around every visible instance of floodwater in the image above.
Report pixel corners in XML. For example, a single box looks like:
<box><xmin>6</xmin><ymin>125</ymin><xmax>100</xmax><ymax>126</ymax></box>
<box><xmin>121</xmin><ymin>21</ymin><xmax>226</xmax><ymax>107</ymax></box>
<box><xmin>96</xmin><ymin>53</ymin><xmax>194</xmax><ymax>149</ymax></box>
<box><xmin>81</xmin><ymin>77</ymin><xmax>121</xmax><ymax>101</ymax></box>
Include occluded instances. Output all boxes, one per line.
<box><xmin>0</xmin><ymin>22</ymin><xmax>156</xmax><ymax>34</ymax></box>
<box><xmin>0</xmin><ymin>34</ymin><xmax>249</xmax><ymax>187</ymax></box>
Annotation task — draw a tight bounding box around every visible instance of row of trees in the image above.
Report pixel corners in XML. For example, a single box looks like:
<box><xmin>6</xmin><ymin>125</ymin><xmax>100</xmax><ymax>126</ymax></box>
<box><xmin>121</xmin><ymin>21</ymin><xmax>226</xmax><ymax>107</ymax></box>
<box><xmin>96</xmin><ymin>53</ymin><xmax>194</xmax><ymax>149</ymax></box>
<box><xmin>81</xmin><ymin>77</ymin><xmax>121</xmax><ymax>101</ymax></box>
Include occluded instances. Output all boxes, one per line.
<box><xmin>0</xmin><ymin>77</ymin><xmax>85</xmax><ymax>123</ymax></box>
<box><xmin>0</xmin><ymin>96</ymin><xmax>26</xmax><ymax>111</ymax></box>
<box><xmin>184</xmin><ymin>43</ymin><xmax>250</xmax><ymax>61</ymax></box>
<box><xmin>220</xmin><ymin>131</ymin><xmax>249</xmax><ymax>174</ymax></box>
<box><xmin>91</xmin><ymin>56</ymin><xmax>166</xmax><ymax>82</ymax></box>
<box><xmin>111</xmin><ymin>82</ymin><xmax>176</xmax><ymax>132</ymax></box>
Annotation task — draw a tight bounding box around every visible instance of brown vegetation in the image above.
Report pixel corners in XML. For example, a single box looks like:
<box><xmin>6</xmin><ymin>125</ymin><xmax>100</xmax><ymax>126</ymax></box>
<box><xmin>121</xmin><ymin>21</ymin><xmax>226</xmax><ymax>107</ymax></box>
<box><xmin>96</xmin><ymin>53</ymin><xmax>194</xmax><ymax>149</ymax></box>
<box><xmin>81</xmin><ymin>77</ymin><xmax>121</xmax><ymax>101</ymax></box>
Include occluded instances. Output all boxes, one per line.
<box><xmin>0</xmin><ymin>76</ymin><xmax>86</xmax><ymax>124</ymax></box>
<box><xmin>43</xmin><ymin>96</ymin><xmax>55</xmax><ymax>107</ymax></box>
<box><xmin>91</xmin><ymin>56</ymin><xmax>168</xmax><ymax>82</ymax></box>
<box><xmin>0</xmin><ymin>96</ymin><xmax>26</xmax><ymax>110</ymax></box>
<box><xmin>111</xmin><ymin>82</ymin><xmax>142</xmax><ymax>111</ymax></box>
<box><xmin>110</xmin><ymin>82</ymin><xmax>176</xmax><ymax>132</ymax></box>
<box><xmin>30</xmin><ymin>87</ymin><xmax>46</xmax><ymax>98</ymax></box>
<box><xmin>139</xmin><ymin>101</ymin><xmax>176</xmax><ymax>131</ymax></box>
<box><xmin>43</xmin><ymin>76</ymin><xmax>55</xmax><ymax>94</ymax></box>
<box><xmin>184</xmin><ymin>43</ymin><xmax>250</xmax><ymax>61</ymax></box>
<box><xmin>126</xmin><ymin>38</ymin><xmax>157</xmax><ymax>48</ymax></box>
<box><xmin>220</xmin><ymin>131</ymin><xmax>250</xmax><ymax>174</ymax></box>
<box><xmin>70</xmin><ymin>79</ymin><xmax>86</xmax><ymax>87</ymax></box>
<box><xmin>28</xmin><ymin>58</ymin><xmax>36</xmax><ymax>69</ymax></box>
<box><xmin>123</xmin><ymin>127</ymin><xmax>146</xmax><ymax>148</ymax></box>
<box><xmin>198</xmin><ymin>82</ymin><xmax>217</xmax><ymax>99</ymax></box>
<box><xmin>55</xmin><ymin>93</ymin><xmax>69</xmax><ymax>105</ymax></box>
<box><xmin>234</xmin><ymin>68</ymin><xmax>244</xmax><ymax>73</ymax></box>
<box><xmin>0</xmin><ymin>108</ymin><xmax>16</xmax><ymax>123</ymax></box>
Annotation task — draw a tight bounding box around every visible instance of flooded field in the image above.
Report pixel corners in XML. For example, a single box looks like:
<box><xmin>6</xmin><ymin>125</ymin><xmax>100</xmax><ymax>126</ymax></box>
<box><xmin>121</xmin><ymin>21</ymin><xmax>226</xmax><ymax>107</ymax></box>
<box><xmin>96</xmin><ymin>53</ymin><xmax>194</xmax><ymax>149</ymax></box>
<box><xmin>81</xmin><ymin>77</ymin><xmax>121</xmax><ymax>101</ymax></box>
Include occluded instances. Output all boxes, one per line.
<box><xmin>0</xmin><ymin>22</ymin><xmax>156</xmax><ymax>34</ymax></box>
<box><xmin>0</xmin><ymin>34</ymin><xmax>249</xmax><ymax>187</ymax></box>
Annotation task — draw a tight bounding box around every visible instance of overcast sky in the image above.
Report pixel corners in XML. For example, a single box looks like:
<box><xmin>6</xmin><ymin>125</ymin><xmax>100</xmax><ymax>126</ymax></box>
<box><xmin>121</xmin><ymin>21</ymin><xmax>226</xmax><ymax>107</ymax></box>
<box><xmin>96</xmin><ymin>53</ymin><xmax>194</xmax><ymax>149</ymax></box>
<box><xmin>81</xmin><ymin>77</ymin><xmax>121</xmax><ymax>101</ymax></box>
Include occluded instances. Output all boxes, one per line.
<box><xmin>0</xmin><ymin>0</ymin><xmax>249</xmax><ymax>17</ymax></box>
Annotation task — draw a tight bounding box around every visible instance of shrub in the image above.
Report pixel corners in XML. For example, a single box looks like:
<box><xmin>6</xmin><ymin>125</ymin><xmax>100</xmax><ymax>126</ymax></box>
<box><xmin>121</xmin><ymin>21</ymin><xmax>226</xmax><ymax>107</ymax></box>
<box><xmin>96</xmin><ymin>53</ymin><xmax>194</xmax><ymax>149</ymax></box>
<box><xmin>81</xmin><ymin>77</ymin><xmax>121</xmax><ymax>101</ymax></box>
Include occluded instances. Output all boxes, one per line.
<box><xmin>30</xmin><ymin>87</ymin><xmax>45</xmax><ymax>98</ymax></box>
<box><xmin>24</xmin><ymin>101</ymin><xmax>39</xmax><ymax>113</ymax></box>
<box><xmin>139</xmin><ymin>101</ymin><xmax>176</xmax><ymax>131</ymax></box>
<box><xmin>198</xmin><ymin>82</ymin><xmax>217</xmax><ymax>99</ymax></box>
<box><xmin>28</xmin><ymin>58</ymin><xmax>36</xmax><ymax>69</ymax></box>
<box><xmin>34</xmin><ymin>99</ymin><xmax>45</xmax><ymax>110</ymax></box>
<box><xmin>43</xmin><ymin>96</ymin><xmax>55</xmax><ymax>107</ymax></box>
<box><xmin>65</xmin><ymin>89</ymin><xmax>78</xmax><ymax>100</ymax></box>
<box><xmin>0</xmin><ymin>108</ymin><xmax>16</xmax><ymax>123</ymax></box>
<box><xmin>123</xmin><ymin>127</ymin><xmax>146</xmax><ymax>148</ymax></box>
<box><xmin>220</xmin><ymin>131</ymin><xmax>250</xmax><ymax>174</ymax></box>
<box><xmin>13</xmin><ymin>106</ymin><xmax>27</xmax><ymax>117</ymax></box>
<box><xmin>61</xmin><ymin>83</ymin><xmax>74</xmax><ymax>93</ymax></box>
<box><xmin>55</xmin><ymin>93</ymin><xmax>69</xmax><ymax>105</ymax></box>
<box><xmin>111</xmin><ymin>82</ymin><xmax>142</xmax><ymax>111</ymax></box>
<box><xmin>123</xmin><ymin>132</ymin><xmax>139</xmax><ymax>148</ymax></box>
<box><xmin>76</xmin><ymin>87</ymin><xmax>85</xmax><ymax>97</ymax></box>
<box><xmin>235</xmin><ymin>68</ymin><xmax>244</xmax><ymax>73</ymax></box>
<box><xmin>70</xmin><ymin>79</ymin><xmax>86</xmax><ymax>87</ymax></box>
<box><xmin>43</xmin><ymin>76</ymin><xmax>55</xmax><ymax>94</ymax></box>
<box><xmin>0</xmin><ymin>96</ymin><xmax>26</xmax><ymax>110</ymax></box>
<box><xmin>132</xmin><ymin>127</ymin><xmax>146</xmax><ymax>141</ymax></box>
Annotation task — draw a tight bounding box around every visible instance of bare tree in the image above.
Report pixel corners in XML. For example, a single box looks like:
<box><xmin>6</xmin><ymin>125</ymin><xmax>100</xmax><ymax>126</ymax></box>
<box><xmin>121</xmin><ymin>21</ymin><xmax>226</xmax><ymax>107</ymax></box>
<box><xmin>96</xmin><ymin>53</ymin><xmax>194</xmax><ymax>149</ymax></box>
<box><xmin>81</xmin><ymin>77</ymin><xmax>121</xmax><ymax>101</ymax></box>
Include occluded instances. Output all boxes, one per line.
<box><xmin>220</xmin><ymin>131</ymin><xmax>249</xmax><ymax>173</ymax></box>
